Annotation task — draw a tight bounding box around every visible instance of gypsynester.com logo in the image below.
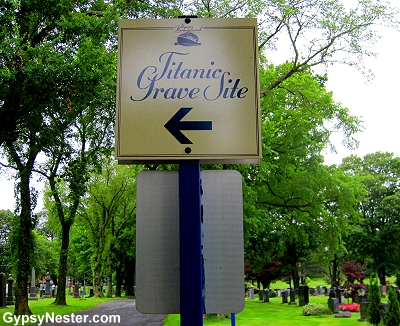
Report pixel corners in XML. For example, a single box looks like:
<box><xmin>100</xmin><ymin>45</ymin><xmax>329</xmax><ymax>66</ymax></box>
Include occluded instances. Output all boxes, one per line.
<box><xmin>3</xmin><ymin>312</ymin><xmax>121</xmax><ymax>325</ymax></box>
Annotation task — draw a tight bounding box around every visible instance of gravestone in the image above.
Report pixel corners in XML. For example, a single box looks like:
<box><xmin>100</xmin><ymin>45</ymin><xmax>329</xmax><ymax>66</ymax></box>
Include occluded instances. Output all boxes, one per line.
<box><xmin>281</xmin><ymin>290</ymin><xmax>288</xmax><ymax>304</ymax></box>
<box><xmin>328</xmin><ymin>297</ymin><xmax>339</xmax><ymax>314</ymax></box>
<box><xmin>323</xmin><ymin>286</ymin><xmax>329</xmax><ymax>296</ymax></box>
<box><xmin>276</xmin><ymin>289</ymin><xmax>281</xmax><ymax>297</ymax></box>
<box><xmin>258</xmin><ymin>289</ymin><xmax>263</xmax><ymax>301</ymax></box>
<box><xmin>288</xmin><ymin>289</ymin><xmax>297</xmax><ymax>305</ymax></box>
<box><xmin>329</xmin><ymin>287</ymin><xmax>336</xmax><ymax>299</ymax></box>
<box><xmin>263</xmin><ymin>289</ymin><xmax>269</xmax><ymax>303</ymax></box>
<box><xmin>44</xmin><ymin>273</ymin><xmax>52</xmax><ymax>298</ymax></box>
<box><xmin>29</xmin><ymin>268</ymin><xmax>38</xmax><ymax>300</ymax></box>
<box><xmin>0</xmin><ymin>273</ymin><xmax>6</xmax><ymax>308</ymax></box>
<box><xmin>359</xmin><ymin>301</ymin><xmax>370</xmax><ymax>321</ymax></box>
<box><xmin>73</xmin><ymin>281</ymin><xmax>80</xmax><ymax>298</ymax></box>
<box><xmin>247</xmin><ymin>288</ymin><xmax>254</xmax><ymax>299</ymax></box>
<box><xmin>379</xmin><ymin>302</ymin><xmax>388</xmax><ymax>320</ymax></box>
<box><xmin>6</xmin><ymin>275</ymin><xmax>14</xmax><ymax>305</ymax></box>
<box><xmin>298</xmin><ymin>286</ymin><xmax>309</xmax><ymax>306</ymax></box>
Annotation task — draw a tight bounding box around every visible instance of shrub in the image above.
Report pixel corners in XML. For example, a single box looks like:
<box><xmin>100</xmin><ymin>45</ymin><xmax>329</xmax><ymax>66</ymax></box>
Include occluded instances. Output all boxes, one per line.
<box><xmin>367</xmin><ymin>275</ymin><xmax>381</xmax><ymax>325</ymax></box>
<box><xmin>384</xmin><ymin>286</ymin><xmax>400</xmax><ymax>326</ymax></box>
<box><xmin>269</xmin><ymin>290</ymin><xmax>277</xmax><ymax>298</ymax></box>
<box><xmin>302</xmin><ymin>304</ymin><xmax>330</xmax><ymax>316</ymax></box>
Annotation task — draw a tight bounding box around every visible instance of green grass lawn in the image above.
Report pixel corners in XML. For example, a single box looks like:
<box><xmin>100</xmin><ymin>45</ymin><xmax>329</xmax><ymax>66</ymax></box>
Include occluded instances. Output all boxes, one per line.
<box><xmin>163</xmin><ymin>296</ymin><xmax>370</xmax><ymax>326</ymax></box>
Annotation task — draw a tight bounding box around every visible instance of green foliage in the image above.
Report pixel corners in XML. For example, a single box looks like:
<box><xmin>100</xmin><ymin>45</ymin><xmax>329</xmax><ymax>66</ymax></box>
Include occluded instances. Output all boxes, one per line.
<box><xmin>0</xmin><ymin>209</ymin><xmax>13</xmax><ymax>274</ymax></box>
<box><xmin>302</xmin><ymin>304</ymin><xmax>331</xmax><ymax>316</ymax></box>
<box><xmin>384</xmin><ymin>286</ymin><xmax>400</xmax><ymax>326</ymax></box>
<box><xmin>341</xmin><ymin>153</ymin><xmax>400</xmax><ymax>283</ymax></box>
<box><xmin>368</xmin><ymin>275</ymin><xmax>381</xmax><ymax>325</ymax></box>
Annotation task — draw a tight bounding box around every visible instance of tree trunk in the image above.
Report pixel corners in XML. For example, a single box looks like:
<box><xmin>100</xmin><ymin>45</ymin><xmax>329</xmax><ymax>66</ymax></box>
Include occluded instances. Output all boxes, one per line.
<box><xmin>331</xmin><ymin>254</ymin><xmax>339</xmax><ymax>287</ymax></box>
<box><xmin>292</xmin><ymin>268</ymin><xmax>300</xmax><ymax>289</ymax></box>
<box><xmin>54</xmin><ymin>223</ymin><xmax>71</xmax><ymax>305</ymax></box>
<box><xmin>93</xmin><ymin>269</ymin><xmax>104</xmax><ymax>297</ymax></box>
<box><xmin>107</xmin><ymin>266</ymin><xmax>112</xmax><ymax>298</ymax></box>
<box><xmin>115</xmin><ymin>264</ymin><xmax>122</xmax><ymax>297</ymax></box>
<box><xmin>13</xmin><ymin>166</ymin><xmax>34</xmax><ymax>315</ymax></box>
<box><xmin>378</xmin><ymin>266</ymin><xmax>386</xmax><ymax>286</ymax></box>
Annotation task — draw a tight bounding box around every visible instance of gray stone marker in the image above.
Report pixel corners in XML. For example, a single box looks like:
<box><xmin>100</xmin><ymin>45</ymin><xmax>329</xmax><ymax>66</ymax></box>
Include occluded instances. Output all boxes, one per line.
<box><xmin>6</xmin><ymin>275</ymin><xmax>14</xmax><ymax>305</ymax></box>
<box><xmin>258</xmin><ymin>289</ymin><xmax>263</xmax><ymax>300</ymax></box>
<box><xmin>288</xmin><ymin>289</ymin><xmax>296</xmax><ymax>305</ymax></box>
<box><xmin>44</xmin><ymin>273</ymin><xmax>52</xmax><ymax>298</ymax></box>
<box><xmin>74</xmin><ymin>281</ymin><xmax>80</xmax><ymax>298</ymax></box>
<box><xmin>247</xmin><ymin>287</ymin><xmax>254</xmax><ymax>299</ymax></box>
<box><xmin>0</xmin><ymin>273</ymin><xmax>6</xmax><ymax>308</ymax></box>
<box><xmin>298</xmin><ymin>286</ymin><xmax>309</xmax><ymax>306</ymax></box>
<box><xmin>263</xmin><ymin>289</ymin><xmax>269</xmax><ymax>303</ymax></box>
<box><xmin>359</xmin><ymin>301</ymin><xmax>370</xmax><ymax>321</ymax></box>
<box><xmin>29</xmin><ymin>268</ymin><xmax>38</xmax><ymax>300</ymax></box>
<box><xmin>281</xmin><ymin>290</ymin><xmax>288</xmax><ymax>304</ymax></box>
<box><xmin>379</xmin><ymin>302</ymin><xmax>388</xmax><ymax>320</ymax></box>
<box><xmin>328</xmin><ymin>297</ymin><xmax>339</xmax><ymax>314</ymax></box>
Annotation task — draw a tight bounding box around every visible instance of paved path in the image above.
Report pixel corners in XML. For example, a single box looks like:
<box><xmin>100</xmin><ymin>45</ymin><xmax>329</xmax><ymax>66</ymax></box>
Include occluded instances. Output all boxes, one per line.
<box><xmin>40</xmin><ymin>299</ymin><xmax>166</xmax><ymax>326</ymax></box>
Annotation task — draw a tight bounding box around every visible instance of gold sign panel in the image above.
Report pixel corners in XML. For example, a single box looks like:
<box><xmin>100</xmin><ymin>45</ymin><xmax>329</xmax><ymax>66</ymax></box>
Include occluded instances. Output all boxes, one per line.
<box><xmin>115</xmin><ymin>18</ymin><xmax>261</xmax><ymax>163</ymax></box>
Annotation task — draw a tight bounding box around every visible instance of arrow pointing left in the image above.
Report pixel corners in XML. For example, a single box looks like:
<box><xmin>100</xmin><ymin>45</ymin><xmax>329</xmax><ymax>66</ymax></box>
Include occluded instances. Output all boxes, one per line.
<box><xmin>164</xmin><ymin>107</ymin><xmax>212</xmax><ymax>144</ymax></box>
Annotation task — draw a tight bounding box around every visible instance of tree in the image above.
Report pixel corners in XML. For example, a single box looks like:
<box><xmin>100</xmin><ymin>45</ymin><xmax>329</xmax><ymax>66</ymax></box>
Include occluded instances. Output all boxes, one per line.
<box><xmin>368</xmin><ymin>275</ymin><xmax>381</xmax><ymax>326</ymax></box>
<box><xmin>78</xmin><ymin>160</ymin><xmax>139</xmax><ymax>297</ymax></box>
<box><xmin>240</xmin><ymin>64</ymin><xmax>362</xmax><ymax>289</ymax></box>
<box><xmin>341</xmin><ymin>152</ymin><xmax>400</xmax><ymax>285</ymax></box>
<box><xmin>384</xmin><ymin>286</ymin><xmax>400</xmax><ymax>326</ymax></box>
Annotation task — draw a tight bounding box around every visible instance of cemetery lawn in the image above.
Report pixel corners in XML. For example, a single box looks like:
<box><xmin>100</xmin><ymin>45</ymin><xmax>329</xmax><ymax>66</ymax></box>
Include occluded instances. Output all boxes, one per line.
<box><xmin>164</xmin><ymin>296</ymin><xmax>370</xmax><ymax>326</ymax></box>
<box><xmin>0</xmin><ymin>296</ymin><xmax>118</xmax><ymax>326</ymax></box>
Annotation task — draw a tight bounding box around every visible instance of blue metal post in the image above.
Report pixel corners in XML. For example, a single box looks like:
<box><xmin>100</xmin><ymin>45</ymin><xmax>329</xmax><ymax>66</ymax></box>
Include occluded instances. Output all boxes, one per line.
<box><xmin>179</xmin><ymin>160</ymin><xmax>204</xmax><ymax>326</ymax></box>
<box><xmin>231</xmin><ymin>313</ymin><xmax>236</xmax><ymax>326</ymax></box>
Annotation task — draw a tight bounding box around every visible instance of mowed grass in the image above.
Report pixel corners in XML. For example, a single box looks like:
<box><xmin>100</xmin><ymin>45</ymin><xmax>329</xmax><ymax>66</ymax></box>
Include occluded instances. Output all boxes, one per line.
<box><xmin>164</xmin><ymin>295</ymin><xmax>370</xmax><ymax>326</ymax></box>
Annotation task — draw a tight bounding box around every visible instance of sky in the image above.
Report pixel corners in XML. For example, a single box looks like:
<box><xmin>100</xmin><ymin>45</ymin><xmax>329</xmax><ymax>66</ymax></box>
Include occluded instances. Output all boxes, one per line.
<box><xmin>1</xmin><ymin>1</ymin><xmax>399</xmax><ymax>212</ymax></box>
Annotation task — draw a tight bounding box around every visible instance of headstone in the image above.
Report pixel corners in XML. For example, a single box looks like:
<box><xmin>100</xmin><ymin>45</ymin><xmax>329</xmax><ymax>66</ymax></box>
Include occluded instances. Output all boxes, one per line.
<box><xmin>323</xmin><ymin>286</ymin><xmax>329</xmax><ymax>296</ymax></box>
<box><xmin>258</xmin><ymin>289</ymin><xmax>263</xmax><ymax>301</ymax></box>
<box><xmin>247</xmin><ymin>288</ymin><xmax>254</xmax><ymax>299</ymax></box>
<box><xmin>281</xmin><ymin>290</ymin><xmax>288</xmax><ymax>304</ymax></box>
<box><xmin>73</xmin><ymin>281</ymin><xmax>80</xmax><ymax>298</ymax></box>
<box><xmin>6</xmin><ymin>275</ymin><xmax>15</xmax><ymax>305</ymax></box>
<box><xmin>89</xmin><ymin>284</ymin><xmax>94</xmax><ymax>297</ymax></box>
<box><xmin>263</xmin><ymin>289</ymin><xmax>269</xmax><ymax>303</ymax></box>
<box><xmin>328</xmin><ymin>297</ymin><xmax>339</xmax><ymax>314</ymax></box>
<box><xmin>335</xmin><ymin>287</ymin><xmax>343</xmax><ymax>303</ymax></box>
<box><xmin>29</xmin><ymin>268</ymin><xmax>38</xmax><ymax>300</ymax></box>
<box><xmin>44</xmin><ymin>273</ymin><xmax>52</xmax><ymax>298</ymax></box>
<box><xmin>298</xmin><ymin>286</ymin><xmax>309</xmax><ymax>306</ymax></box>
<box><xmin>329</xmin><ymin>287</ymin><xmax>336</xmax><ymax>299</ymax></box>
<box><xmin>379</xmin><ymin>302</ymin><xmax>388</xmax><ymax>320</ymax></box>
<box><xmin>334</xmin><ymin>311</ymin><xmax>351</xmax><ymax>318</ymax></box>
<box><xmin>359</xmin><ymin>301</ymin><xmax>370</xmax><ymax>321</ymax></box>
<box><xmin>0</xmin><ymin>273</ymin><xmax>6</xmax><ymax>308</ymax></box>
<box><xmin>276</xmin><ymin>289</ymin><xmax>281</xmax><ymax>297</ymax></box>
<box><xmin>288</xmin><ymin>289</ymin><xmax>296</xmax><ymax>305</ymax></box>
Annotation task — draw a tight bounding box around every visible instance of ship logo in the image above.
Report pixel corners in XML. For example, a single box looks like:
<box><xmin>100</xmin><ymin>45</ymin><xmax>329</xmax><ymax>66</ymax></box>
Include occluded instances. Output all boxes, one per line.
<box><xmin>175</xmin><ymin>32</ymin><xmax>201</xmax><ymax>46</ymax></box>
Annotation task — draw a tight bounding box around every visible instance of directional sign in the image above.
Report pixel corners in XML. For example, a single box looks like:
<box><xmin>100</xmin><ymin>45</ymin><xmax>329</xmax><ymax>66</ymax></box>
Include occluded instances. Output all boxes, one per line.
<box><xmin>115</xmin><ymin>18</ymin><xmax>261</xmax><ymax>163</ymax></box>
<box><xmin>164</xmin><ymin>107</ymin><xmax>212</xmax><ymax>144</ymax></box>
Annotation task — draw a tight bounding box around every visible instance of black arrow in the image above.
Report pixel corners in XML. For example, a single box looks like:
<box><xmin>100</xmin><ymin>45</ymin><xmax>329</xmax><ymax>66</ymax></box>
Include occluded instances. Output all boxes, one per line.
<box><xmin>164</xmin><ymin>107</ymin><xmax>212</xmax><ymax>144</ymax></box>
